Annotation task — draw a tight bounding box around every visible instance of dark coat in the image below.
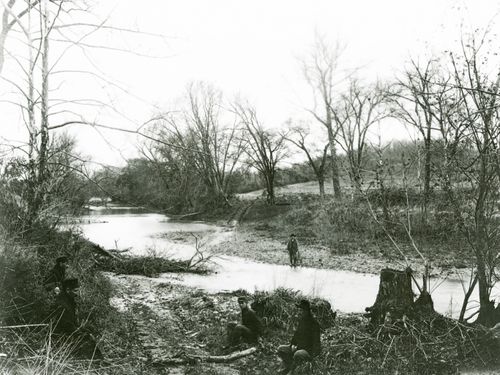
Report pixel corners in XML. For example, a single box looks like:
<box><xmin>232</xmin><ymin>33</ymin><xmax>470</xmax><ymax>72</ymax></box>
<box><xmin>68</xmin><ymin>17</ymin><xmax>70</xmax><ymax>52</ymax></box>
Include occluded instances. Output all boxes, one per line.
<box><xmin>44</xmin><ymin>265</ymin><xmax>66</xmax><ymax>289</ymax></box>
<box><xmin>241</xmin><ymin>307</ymin><xmax>263</xmax><ymax>341</ymax></box>
<box><xmin>51</xmin><ymin>292</ymin><xmax>103</xmax><ymax>359</ymax></box>
<box><xmin>53</xmin><ymin>291</ymin><xmax>79</xmax><ymax>334</ymax></box>
<box><xmin>291</xmin><ymin>311</ymin><xmax>321</xmax><ymax>356</ymax></box>
<box><xmin>287</xmin><ymin>238</ymin><xmax>298</xmax><ymax>254</ymax></box>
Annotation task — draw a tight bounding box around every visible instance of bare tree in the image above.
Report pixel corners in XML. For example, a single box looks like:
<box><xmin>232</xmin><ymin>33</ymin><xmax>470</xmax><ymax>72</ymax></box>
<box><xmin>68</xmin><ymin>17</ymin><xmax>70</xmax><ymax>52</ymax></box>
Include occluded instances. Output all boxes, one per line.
<box><xmin>446</xmin><ymin>36</ymin><xmax>500</xmax><ymax>326</ymax></box>
<box><xmin>233</xmin><ymin>102</ymin><xmax>288</xmax><ymax>205</ymax></box>
<box><xmin>0</xmin><ymin>0</ymin><xmax>42</xmax><ymax>74</ymax></box>
<box><xmin>144</xmin><ymin>83</ymin><xmax>245</xmax><ymax>209</ymax></box>
<box><xmin>185</xmin><ymin>83</ymin><xmax>245</xmax><ymax>205</ymax></box>
<box><xmin>0</xmin><ymin>0</ymin><xmax>168</xmax><ymax>226</ymax></box>
<box><xmin>302</xmin><ymin>35</ymin><xmax>346</xmax><ymax>199</ymax></box>
<box><xmin>390</xmin><ymin>59</ymin><xmax>450</xmax><ymax>217</ymax></box>
<box><xmin>335</xmin><ymin>79</ymin><xmax>389</xmax><ymax>194</ymax></box>
<box><xmin>284</xmin><ymin>121</ymin><xmax>329</xmax><ymax>199</ymax></box>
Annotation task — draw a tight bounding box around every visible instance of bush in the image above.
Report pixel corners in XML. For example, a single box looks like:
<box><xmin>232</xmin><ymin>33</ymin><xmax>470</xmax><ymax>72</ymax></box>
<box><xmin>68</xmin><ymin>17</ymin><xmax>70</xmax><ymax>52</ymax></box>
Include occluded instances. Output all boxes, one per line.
<box><xmin>250</xmin><ymin>288</ymin><xmax>336</xmax><ymax>330</ymax></box>
<box><xmin>0</xmin><ymin>241</ymin><xmax>51</xmax><ymax>325</ymax></box>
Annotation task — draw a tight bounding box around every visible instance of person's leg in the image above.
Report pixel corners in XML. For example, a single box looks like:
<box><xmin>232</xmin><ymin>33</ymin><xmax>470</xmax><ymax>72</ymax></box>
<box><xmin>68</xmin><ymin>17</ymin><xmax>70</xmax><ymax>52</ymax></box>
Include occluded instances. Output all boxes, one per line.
<box><xmin>277</xmin><ymin>345</ymin><xmax>294</xmax><ymax>372</ymax></box>
<box><xmin>229</xmin><ymin>324</ymin><xmax>253</xmax><ymax>346</ymax></box>
<box><xmin>288</xmin><ymin>252</ymin><xmax>293</xmax><ymax>267</ymax></box>
<box><xmin>236</xmin><ymin>324</ymin><xmax>255</xmax><ymax>343</ymax></box>
<box><xmin>292</xmin><ymin>349</ymin><xmax>311</xmax><ymax>371</ymax></box>
<box><xmin>226</xmin><ymin>322</ymin><xmax>239</xmax><ymax>346</ymax></box>
<box><xmin>75</xmin><ymin>332</ymin><xmax>103</xmax><ymax>359</ymax></box>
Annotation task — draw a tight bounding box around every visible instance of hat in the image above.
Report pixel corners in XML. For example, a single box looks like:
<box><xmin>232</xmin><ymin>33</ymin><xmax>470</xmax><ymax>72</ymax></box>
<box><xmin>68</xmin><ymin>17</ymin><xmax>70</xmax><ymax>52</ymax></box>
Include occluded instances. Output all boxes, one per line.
<box><xmin>237</xmin><ymin>296</ymin><xmax>248</xmax><ymax>303</ymax></box>
<box><xmin>56</xmin><ymin>256</ymin><xmax>68</xmax><ymax>264</ymax></box>
<box><xmin>296</xmin><ymin>299</ymin><xmax>310</xmax><ymax>309</ymax></box>
<box><xmin>62</xmin><ymin>278</ymin><xmax>79</xmax><ymax>290</ymax></box>
<box><xmin>290</xmin><ymin>233</ymin><xmax>296</xmax><ymax>237</ymax></box>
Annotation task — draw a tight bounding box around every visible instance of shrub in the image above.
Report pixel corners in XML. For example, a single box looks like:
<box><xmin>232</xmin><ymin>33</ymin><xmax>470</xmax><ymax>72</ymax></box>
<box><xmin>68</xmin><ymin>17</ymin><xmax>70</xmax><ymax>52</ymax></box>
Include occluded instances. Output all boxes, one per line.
<box><xmin>0</xmin><ymin>241</ymin><xmax>50</xmax><ymax>325</ymax></box>
<box><xmin>250</xmin><ymin>288</ymin><xmax>336</xmax><ymax>330</ymax></box>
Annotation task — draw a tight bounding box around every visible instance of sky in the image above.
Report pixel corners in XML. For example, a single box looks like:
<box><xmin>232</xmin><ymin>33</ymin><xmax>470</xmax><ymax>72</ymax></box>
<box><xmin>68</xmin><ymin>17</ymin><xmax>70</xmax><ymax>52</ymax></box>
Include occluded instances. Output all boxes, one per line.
<box><xmin>2</xmin><ymin>0</ymin><xmax>500</xmax><ymax>166</ymax></box>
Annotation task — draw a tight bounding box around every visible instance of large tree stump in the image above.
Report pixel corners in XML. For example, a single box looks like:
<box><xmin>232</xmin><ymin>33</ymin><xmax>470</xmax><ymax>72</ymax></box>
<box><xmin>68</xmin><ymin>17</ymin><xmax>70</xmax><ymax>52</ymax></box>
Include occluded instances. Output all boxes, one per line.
<box><xmin>365</xmin><ymin>268</ymin><xmax>415</xmax><ymax>325</ymax></box>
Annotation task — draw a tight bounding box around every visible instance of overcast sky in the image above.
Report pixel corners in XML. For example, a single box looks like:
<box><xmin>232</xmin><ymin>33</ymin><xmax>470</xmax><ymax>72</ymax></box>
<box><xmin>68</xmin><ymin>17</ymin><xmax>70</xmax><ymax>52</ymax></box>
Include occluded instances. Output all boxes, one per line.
<box><xmin>2</xmin><ymin>0</ymin><xmax>500</xmax><ymax>166</ymax></box>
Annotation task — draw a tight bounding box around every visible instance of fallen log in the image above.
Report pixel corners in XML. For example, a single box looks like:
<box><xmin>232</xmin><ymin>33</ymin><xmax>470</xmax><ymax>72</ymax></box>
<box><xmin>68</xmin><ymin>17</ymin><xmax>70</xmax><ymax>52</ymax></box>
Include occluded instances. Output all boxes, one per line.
<box><xmin>154</xmin><ymin>347</ymin><xmax>257</xmax><ymax>366</ymax></box>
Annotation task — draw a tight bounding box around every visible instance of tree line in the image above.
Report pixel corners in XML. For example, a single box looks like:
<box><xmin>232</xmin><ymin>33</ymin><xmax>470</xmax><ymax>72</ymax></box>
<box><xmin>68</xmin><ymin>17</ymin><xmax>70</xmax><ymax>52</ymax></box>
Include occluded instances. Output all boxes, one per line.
<box><xmin>1</xmin><ymin>0</ymin><xmax>500</xmax><ymax>327</ymax></box>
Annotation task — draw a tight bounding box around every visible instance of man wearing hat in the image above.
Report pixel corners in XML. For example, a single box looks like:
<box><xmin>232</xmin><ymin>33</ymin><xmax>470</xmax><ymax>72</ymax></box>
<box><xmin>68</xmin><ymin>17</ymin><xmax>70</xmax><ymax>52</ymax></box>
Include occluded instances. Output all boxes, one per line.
<box><xmin>277</xmin><ymin>299</ymin><xmax>321</xmax><ymax>374</ymax></box>
<box><xmin>227</xmin><ymin>296</ymin><xmax>263</xmax><ymax>347</ymax></box>
<box><xmin>52</xmin><ymin>278</ymin><xmax>103</xmax><ymax>359</ymax></box>
<box><xmin>286</xmin><ymin>234</ymin><xmax>300</xmax><ymax>268</ymax></box>
<box><xmin>44</xmin><ymin>256</ymin><xmax>68</xmax><ymax>293</ymax></box>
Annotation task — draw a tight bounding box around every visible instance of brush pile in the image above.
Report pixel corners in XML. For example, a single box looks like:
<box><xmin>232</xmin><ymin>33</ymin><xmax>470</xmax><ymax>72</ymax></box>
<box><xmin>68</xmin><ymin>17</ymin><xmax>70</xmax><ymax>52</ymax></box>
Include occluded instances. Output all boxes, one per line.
<box><xmin>322</xmin><ymin>312</ymin><xmax>499</xmax><ymax>375</ymax></box>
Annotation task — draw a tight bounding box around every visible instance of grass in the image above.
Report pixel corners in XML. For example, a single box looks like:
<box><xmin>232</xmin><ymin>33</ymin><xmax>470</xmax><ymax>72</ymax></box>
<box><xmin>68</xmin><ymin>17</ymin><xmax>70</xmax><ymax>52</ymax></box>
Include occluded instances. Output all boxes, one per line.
<box><xmin>0</xmin><ymin>228</ymin><xmax>169</xmax><ymax>375</ymax></box>
<box><xmin>212</xmin><ymin>193</ymin><xmax>474</xmax><ymax>275</ymax></box>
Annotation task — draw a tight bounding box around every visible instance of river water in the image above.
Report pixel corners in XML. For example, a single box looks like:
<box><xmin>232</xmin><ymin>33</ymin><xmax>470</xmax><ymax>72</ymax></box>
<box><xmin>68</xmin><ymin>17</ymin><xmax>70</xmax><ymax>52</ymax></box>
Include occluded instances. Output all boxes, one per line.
<box><xmin>78</xmin><ymin>206</ymin><xmax>488</xmax><ymax>319</ymax></box>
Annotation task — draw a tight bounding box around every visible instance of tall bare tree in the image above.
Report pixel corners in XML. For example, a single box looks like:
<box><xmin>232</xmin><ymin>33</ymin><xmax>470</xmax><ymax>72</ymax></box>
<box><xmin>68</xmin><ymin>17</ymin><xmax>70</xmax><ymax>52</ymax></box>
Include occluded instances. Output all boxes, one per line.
<box><xmin>335</xmin><ymin>79</ymin><xmax>389</xmax><ymax>194</ymax></box>
<box><xmin>284</xmin><ymin>121</ymin><xmax>329</xmax><ymax>199</ymax></box>
<box><xmin>390</xmin><ymin>59</ymin><xmax>446</xmax><ymax>216</ymax></box>
<box><xmin>143</xmin><ymin>83</ymin><xmax>245</xmax><ymax>209</ymax></box>
<box><xmin>234</xmin><ymin>102</ymin><xmax>288</xmax><ymax>205</ymax></box>
<box><xmin>446</xmin><ymin>36</ymin><xmax>500</xmax><ymax>325</ymax></box>
<box><xmin>185</xmin><ymin>83</ymin><xmax>244</xmax><ymax>204</ymax></box>
<box><xmin>1</xmin><ymin>0</ymin><xmax>167</xmax><ymax>226</ymax></box>
<box><xmin>302</xmin><ymin>35</ymin><xmax>346</xmax><ymax>199</ymax></box>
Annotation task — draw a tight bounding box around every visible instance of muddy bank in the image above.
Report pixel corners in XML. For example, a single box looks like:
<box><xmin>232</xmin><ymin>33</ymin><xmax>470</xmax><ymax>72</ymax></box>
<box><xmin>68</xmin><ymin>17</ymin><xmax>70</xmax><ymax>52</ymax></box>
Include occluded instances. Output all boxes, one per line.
<box><xmin>106</xmin><ymin>273</ymin><xmax>273</xmax><ymax>374</ymax></box>
<box><xmin>105</xmin><ymin>273</ymin><xmax>497</xmax><ymax>375</ymax></box>
<box><xmin>166</xmin><ymin>225</ymin><xmax>458</xmax><ymax>277</ymax></box>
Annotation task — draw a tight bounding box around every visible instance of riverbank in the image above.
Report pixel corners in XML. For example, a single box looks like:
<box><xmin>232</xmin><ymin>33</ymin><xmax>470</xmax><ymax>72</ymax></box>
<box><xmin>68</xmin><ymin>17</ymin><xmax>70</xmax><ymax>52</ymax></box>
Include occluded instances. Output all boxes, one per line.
<box><xmin>105</xmin><ymin>191</ymin><xmax>474</xmax><ymax>277</ymax></box>
<box><xmin>162</xmin><ymin>217</ymin><xmax>464</xmax><ymax>278</ymax></box>
<box><xmin>102</xmin><ymin>273</ymin><xmax>497</xmax><ymax>375</ymax></box>
<box><xmin>212</xmin><ymin>196</ymin><xmax>471</xmax><ymax>277</ymax></box>
<box><xmin>1</xmin><ymin>217</ymin><xmax>496</xmax><ymax>374</ymax></box>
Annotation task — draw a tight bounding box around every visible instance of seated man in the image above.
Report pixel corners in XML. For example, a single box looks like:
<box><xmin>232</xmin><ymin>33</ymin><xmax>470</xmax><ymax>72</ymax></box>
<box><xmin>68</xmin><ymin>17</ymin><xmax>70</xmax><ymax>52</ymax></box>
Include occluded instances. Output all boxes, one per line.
<box><xmin>52</xmin><ymin>278</ymin><xmax>103</xmax><ymax>359</ymax></box>
<box><xmin>227</xmin><ymin>296</ymin><xmax>263</xmax><ymax>347</ymax></box>
<box><xmin>44</xmin><ymin>256</ymin><xmax>68</xmax><ymax>293</ymax></box>
<box><xmin>277</xmin><ymin>299</ymin><xmax>321</xmax><ymax>374</ymax></box>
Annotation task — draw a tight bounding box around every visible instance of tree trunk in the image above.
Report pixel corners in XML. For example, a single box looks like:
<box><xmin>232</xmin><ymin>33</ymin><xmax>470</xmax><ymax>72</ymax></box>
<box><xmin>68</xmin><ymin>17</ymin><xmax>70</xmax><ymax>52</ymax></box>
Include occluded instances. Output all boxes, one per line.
<box><xmin>265</xmin><ymin>173</ymin><xmax>275</xmax><ymax>205</ymax></box>
<box><xmin>476</xmin><ymin>252</ymin><xmax>498</xmax><ymax>326</ymax></box>
<box><xmin>422</xmin><ymin>137</ymin><xmax>432</xmax><ymax>221</ymax></box>
<box><xmin>37</xmin><ymin>0</ymin><xmax>50</xmax><ymax>203</ymax></box>
<box><xmin>318</xmin><ymin>177</ymin><xmax>325</xmax><ymax>199</ymax></box>
<box><xmin>365</xmin><ymin>268</ymin><xmax>415</xmax><ymax>325</ymax></box>
<box><xmin>327</xmin><ymin>127</ymin><xmax>341</xmax><ymax>199</ymax></box>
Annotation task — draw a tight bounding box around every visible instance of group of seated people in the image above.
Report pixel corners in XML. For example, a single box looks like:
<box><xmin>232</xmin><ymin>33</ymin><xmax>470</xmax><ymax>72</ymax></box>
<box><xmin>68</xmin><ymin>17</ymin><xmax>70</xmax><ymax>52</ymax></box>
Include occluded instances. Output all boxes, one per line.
<box><xmin>45</xmin><ymin>256</ymin><xmax>320</xmax><ymax>372</ymax></box>
<box><xmin>229</xmin><ymin>296</ymin><xmax>321</xmax><ymax>374</ymax></box>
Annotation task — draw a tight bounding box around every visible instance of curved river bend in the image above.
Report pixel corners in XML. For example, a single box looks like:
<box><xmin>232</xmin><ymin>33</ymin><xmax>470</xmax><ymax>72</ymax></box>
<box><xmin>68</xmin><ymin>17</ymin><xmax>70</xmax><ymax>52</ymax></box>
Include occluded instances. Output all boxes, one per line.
<box><xmin>78</xmin><ymin>206</ymin><xmax>491</xmax><ymax>319</ymax></box>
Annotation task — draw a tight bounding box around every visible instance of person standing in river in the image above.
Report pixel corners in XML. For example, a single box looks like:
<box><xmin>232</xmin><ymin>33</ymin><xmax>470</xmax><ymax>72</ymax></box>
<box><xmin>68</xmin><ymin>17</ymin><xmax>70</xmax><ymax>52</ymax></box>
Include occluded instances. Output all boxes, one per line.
<box><xmin>286</xmin><ymin>234</ymin><xmax>300</xmax><ymax>267</ymax></box>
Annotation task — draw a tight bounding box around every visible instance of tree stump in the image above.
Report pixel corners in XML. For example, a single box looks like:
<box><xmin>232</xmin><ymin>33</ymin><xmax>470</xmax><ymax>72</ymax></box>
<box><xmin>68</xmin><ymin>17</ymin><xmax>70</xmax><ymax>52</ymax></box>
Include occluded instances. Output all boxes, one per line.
<box><xmin>365</xmin><ymin>268</ymin><xmax>415</xmax><ymax>325</ymax></box>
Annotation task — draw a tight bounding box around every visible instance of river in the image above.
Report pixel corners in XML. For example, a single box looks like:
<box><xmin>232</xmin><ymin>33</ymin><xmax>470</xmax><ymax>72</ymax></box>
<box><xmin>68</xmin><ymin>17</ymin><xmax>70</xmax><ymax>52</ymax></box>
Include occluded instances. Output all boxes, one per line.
<box><xmin>78</xmin><ymin>205</ymin><xmax>487</xmax><ymax>319</ymax></box>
